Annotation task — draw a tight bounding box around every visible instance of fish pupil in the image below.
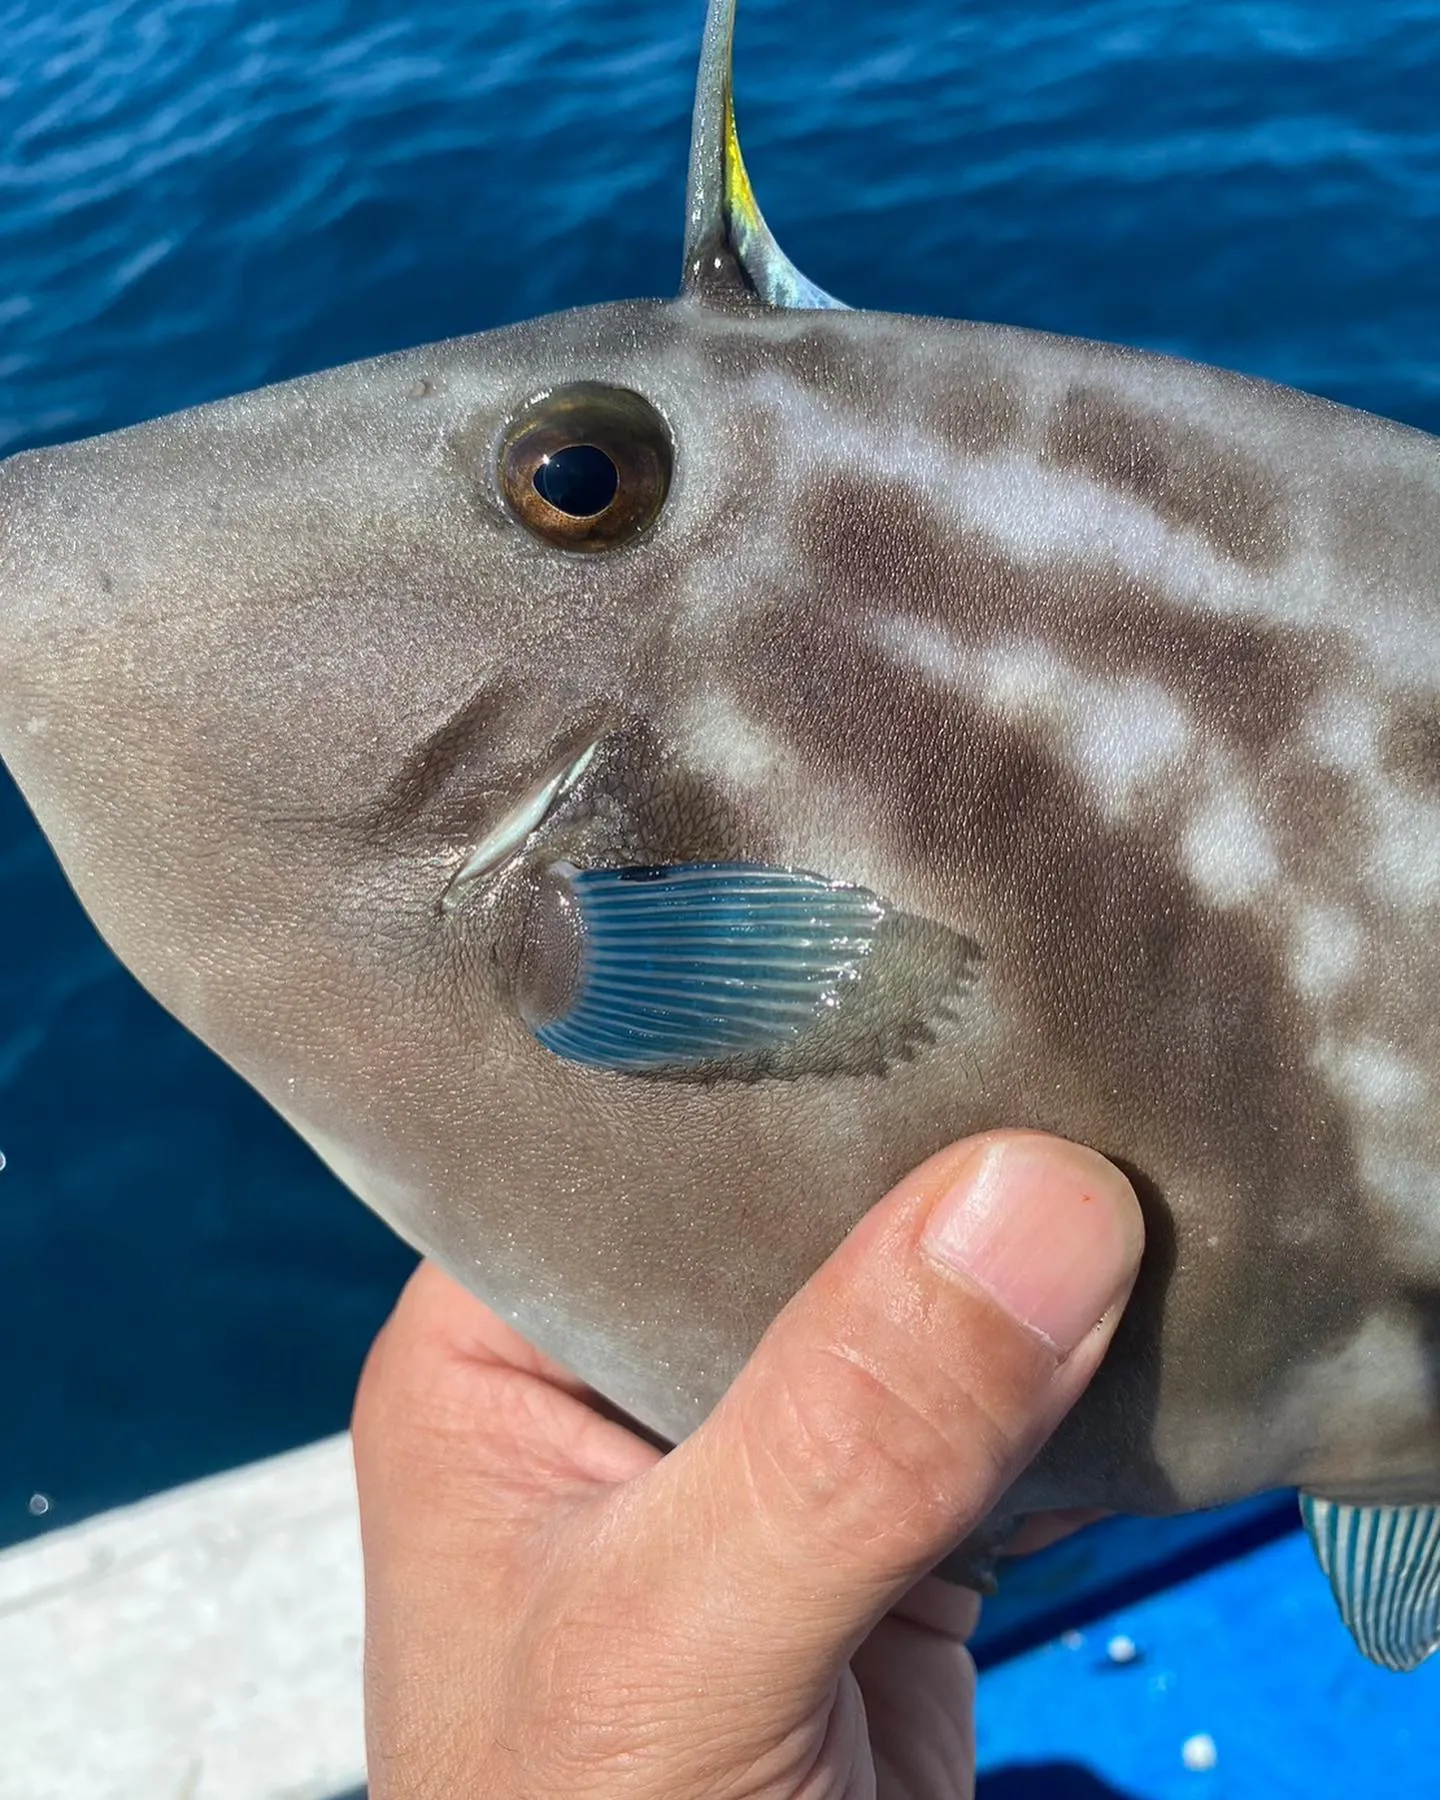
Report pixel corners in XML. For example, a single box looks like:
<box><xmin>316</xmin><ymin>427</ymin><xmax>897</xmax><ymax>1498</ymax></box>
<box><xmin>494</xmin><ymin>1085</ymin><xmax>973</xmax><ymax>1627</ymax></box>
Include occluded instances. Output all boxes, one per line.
<box><xmin>534</xmin><ymin>444</ymin><xmax>619</xmax><ymax>517</ymax></box>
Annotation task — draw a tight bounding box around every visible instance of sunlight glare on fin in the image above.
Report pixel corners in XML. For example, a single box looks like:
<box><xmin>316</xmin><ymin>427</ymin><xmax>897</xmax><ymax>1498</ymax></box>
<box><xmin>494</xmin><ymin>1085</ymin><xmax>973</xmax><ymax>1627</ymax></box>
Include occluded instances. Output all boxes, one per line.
<box><xmin>1300</xmin><ymin>1491</ymin><xmax>1440</xmax><ymax>1672</ymax></box>
<box><xmin>523</xmin><ymin>862</ymin><xmax>884</xmax><ymax>1070</ymax></box>
<box><xmin>682</xmin><ymin>0</ymin><xmax>847</xmax><ymax>309</ymax></box>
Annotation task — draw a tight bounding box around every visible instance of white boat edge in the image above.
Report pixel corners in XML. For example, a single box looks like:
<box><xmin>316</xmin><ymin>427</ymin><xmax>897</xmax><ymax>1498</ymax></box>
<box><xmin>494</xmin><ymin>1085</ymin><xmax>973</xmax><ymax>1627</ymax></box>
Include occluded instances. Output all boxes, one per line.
<box><xmin>0</xmin><ymin>1434</ymin><xmax>366</xmax><ymax>1800</ymax></box>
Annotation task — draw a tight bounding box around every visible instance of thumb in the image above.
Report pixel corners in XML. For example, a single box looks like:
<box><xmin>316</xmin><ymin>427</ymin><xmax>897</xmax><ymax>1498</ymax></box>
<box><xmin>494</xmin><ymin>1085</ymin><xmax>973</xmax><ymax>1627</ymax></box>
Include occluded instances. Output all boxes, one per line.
<box><xmin>633</xmin><ymin>1130</ymin><xmax>1143</xmax><ymax>1705</ymax></box>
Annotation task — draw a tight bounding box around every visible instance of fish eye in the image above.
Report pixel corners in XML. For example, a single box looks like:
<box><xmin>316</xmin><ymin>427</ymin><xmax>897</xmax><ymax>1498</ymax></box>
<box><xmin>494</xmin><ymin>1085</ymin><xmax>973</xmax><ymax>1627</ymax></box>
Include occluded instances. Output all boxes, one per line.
<box><xmin>500</xmin><ymin>383</ymin><xmax>673</xmax><ymax>552</ymax></box>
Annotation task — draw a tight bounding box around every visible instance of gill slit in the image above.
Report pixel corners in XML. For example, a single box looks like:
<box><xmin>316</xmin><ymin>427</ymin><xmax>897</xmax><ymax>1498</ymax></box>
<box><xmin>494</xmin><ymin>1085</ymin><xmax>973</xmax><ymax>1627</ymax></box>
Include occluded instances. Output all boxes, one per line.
<box><xmin>440</xmin><ymin>740</ymin><xmax>599</xmax><ymax>912</ymax></box>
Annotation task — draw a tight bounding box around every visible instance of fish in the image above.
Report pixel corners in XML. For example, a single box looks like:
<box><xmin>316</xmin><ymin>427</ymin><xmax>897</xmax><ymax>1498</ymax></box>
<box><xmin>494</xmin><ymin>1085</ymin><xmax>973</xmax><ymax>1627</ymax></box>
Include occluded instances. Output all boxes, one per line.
<box><xmin>3</xmin><ymin>0</ymin><xmax>1440</xmax><ymax>1671</ymax></box>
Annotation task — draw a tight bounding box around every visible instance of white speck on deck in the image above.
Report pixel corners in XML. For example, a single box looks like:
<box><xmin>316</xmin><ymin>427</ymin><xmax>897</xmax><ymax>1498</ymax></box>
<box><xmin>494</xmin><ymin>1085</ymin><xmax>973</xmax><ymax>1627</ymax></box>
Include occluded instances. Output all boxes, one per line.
<box><xmin>1181</xmin><ymin>1731</ymin><xmax>1218</xmax><ymax>1771</ymax></box>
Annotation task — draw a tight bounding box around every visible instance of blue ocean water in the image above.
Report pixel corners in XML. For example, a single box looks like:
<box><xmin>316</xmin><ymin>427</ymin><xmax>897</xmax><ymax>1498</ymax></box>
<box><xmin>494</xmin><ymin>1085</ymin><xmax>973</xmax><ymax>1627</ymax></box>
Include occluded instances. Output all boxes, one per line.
<box><xmin>1</xmin><ymin>0</ymin><xmax>1439</xmax><ymax>1778</ymax></box>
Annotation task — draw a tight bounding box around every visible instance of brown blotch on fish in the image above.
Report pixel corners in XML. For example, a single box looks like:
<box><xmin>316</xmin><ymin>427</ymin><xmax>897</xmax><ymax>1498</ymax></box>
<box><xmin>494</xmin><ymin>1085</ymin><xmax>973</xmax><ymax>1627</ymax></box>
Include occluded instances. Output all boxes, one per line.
<box><xmin>735</xmin><ymin>584</ymin><xmax>1377</xmax><ymax>1494</ymax></box>
<box><xmin>796</xmin><ymin>467</ymin><xmax>1325</xmax><ymax>759</ymax></box>
<box><xmin>1045</xmin><ymin>384</ymin><xmax>1293</xmax><ymax>573</ymax></box>
<box><xmin>1381</xmin><ymin>696</ymin><xmax>1440</xmax><ymax>796</ymax></box>
<box><xmin>371</xmin><ymin>680</ymin><xmax>529</xmax><ymax>842</ymax></box>
<box><xmin>1330</xmin><ymin>462</ymin><xmax>1440</xmax><ymax>603</ymax></box>
<box><xmin>923</xmin><ymin>359</ymin><xmax>1028</xmax><ymax>458</ymax></box>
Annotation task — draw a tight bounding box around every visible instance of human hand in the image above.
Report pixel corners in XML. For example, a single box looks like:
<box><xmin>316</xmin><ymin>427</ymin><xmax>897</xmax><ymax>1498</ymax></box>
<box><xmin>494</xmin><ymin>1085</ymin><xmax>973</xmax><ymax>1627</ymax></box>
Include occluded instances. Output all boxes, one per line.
<box><xmin>352</xmin><ymin>1130</ymin><xmax>1144</xmax><ymax>1799</ymax></box>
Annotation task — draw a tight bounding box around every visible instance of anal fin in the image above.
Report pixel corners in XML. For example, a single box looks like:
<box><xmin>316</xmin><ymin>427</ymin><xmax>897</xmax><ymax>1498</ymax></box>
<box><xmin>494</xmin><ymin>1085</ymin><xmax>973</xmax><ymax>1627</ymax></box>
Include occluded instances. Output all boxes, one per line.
<box><xmin>1301</xmin><ymin>1491</ymin><xmax>1440</xmax><ymax>1671</ymax></box>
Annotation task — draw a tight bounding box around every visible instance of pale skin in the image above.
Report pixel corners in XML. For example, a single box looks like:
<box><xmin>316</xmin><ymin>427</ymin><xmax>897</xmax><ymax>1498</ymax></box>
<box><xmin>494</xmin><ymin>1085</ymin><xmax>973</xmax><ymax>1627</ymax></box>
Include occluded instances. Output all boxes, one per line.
<box><xmin>352</xmin><ymin>1131</ymin><xmax>1145</xmax><ymax>1799</ymax></box>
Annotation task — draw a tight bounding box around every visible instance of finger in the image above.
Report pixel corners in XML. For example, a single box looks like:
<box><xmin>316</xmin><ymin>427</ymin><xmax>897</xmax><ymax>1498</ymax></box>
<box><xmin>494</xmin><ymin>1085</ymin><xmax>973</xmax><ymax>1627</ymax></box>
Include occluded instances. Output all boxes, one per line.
<box><xmin>852</xmin><ymin>1607</ymin><xmax>976</xmax><ymax>1798</ymax></box>
<box><xmin>353</xmin><ymin>1264</ymin><xmax>674</xmax><ymax>1796</ymax></box>
<box><xmin>891</xmin><ymin>1572</ymin><xmax>982</xmax><ymax>1639</ymax></box>
<box><xmin>352</xmin><ymin>1261</ymin><xmax>661</xmax><ymax>1570</ymax></box>
<box><xmin>625</xmin><ymin>1130</ymin><xmax>1143</xmax><ymax>1715</ymax></box>
<box><xmin>1001</xmin><ymin>1507</ymin><xmax>1111</xmax><ymax>1557</ymax></box>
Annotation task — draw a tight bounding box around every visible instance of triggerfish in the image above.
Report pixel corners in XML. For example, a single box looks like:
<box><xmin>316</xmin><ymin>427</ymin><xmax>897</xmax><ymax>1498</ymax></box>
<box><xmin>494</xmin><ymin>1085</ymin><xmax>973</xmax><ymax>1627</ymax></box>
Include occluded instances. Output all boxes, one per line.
<box><xmin>3</xmin><ymin>0</ymin><xmax>1440</xmax><ymax>1670</ymax></box>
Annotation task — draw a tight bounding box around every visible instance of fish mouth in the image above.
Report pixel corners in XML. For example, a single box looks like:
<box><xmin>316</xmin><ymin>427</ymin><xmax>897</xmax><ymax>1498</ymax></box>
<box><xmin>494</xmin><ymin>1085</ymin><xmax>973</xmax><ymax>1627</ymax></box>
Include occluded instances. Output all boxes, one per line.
<box><xmin>440</xmin><ymin>738</ymin><xmax>600</xmax><ymax>911</ymax></box>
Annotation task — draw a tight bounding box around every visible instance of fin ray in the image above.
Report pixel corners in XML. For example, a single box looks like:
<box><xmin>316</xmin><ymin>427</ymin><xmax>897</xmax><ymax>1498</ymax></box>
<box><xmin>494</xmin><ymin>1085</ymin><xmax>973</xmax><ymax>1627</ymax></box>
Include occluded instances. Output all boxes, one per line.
<box><xmin>1300</xmin><ymin>1491</ymin><xmax>1440</xmax><ymax>1672</ymax></box>
<box><xmin>526</xmin><ymin>862</ymin><xmax>883</xmax><ymax>1070</ymax></box>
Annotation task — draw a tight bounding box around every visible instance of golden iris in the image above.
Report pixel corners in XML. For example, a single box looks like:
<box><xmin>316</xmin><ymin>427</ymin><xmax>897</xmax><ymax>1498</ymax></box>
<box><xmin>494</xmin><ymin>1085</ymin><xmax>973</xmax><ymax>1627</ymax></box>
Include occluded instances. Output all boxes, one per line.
<box><xmin>499</xmin><ymin>383</ymin><xmax>673</xmax><ymax>552</ymax></box>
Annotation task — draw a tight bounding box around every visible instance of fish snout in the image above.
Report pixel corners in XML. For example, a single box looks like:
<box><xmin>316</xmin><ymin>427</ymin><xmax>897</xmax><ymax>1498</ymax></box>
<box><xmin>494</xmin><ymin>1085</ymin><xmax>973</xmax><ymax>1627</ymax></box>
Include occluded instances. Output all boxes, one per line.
<box><xmin>0</xmin><ymin>445</ymin><xmax>47</xmax><ymax>757</ymax></box>
<box><xmin>0</xmin><ymin>434</ymin><xmax>163</xmax><ymax>873</ymax></box>
<box><xmin>0</xmin><ymin>447</ymin><xmax>27</xmax><ymax>626</ymax></box>
<box><xmin>0</xmin><ymin>431</ymin><xmax>231</xmax><ymax>1010</ymax></box>
<box><xmin>0</xmin><ymin>443</ymin><xmax>83</xmax><ymax>774</ymax></box>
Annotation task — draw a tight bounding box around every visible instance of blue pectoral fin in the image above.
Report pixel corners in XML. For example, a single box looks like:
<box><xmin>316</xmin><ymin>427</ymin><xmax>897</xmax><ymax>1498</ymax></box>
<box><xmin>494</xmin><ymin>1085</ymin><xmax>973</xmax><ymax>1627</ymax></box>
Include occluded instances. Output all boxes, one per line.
<box><xmin>1301</xmin><ymin>1491</ymin><xmax>1440</xmax><ymax>1671</ymax></box>
<box><xmin>522</xmin><ymin>862</ymin><xmax>885</xmax><ymax>1071</ymax></box>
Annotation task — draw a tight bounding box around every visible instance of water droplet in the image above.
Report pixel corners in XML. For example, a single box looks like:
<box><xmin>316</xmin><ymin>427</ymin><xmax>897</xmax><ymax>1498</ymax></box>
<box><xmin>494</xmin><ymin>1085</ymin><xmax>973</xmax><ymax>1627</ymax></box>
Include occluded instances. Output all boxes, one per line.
<box><xmin>1060</xmin><ymin>1630</ymin><xmax>1084</xmax><ymax>1650</ymax></box>
<box><xmin>27</xmin><ymin>1493</ymin><xmax>50</xmax><ymax>1516</ymax></box>
<box><xmin>0</xmin><ymin>1150</ymin><xmax>8</xmax><ymax>1172</ymax></box>
<box><xmin>1106</xmin><ymin>1633</ymin><xmax>1139</xmax><ymax>1664</ymax></box>
<box><xmin>1181</xmin><ymin>1733</ymin><xmax>1218</xmax><ymax>1772</ymax></box>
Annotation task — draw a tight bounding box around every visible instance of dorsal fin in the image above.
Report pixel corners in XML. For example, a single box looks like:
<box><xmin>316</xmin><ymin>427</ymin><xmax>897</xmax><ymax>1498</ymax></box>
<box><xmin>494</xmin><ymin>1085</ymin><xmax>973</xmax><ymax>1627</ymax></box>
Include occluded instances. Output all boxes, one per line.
<box><xmin>682</xmin><ymin>0</ymin><xmax>846</xmax><ymax>309</ymax></box>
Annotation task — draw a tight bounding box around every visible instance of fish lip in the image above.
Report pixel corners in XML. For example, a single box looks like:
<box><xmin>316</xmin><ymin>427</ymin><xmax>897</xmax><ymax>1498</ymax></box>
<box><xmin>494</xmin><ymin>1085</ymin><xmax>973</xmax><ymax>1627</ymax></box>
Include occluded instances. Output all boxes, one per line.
<box><xmin>439</xmin><ymin>738</ymin><xmax>600</xmax><ymax>912</ymax></box>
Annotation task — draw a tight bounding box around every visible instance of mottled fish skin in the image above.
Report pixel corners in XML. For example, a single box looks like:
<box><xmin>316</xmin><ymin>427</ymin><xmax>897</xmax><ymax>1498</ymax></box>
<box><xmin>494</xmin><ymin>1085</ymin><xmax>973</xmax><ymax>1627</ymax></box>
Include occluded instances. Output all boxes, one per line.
<box><xmin>4</xmin><ymin>293</ymin><xmax>1440</xmax><ymax>1528</ymax></box>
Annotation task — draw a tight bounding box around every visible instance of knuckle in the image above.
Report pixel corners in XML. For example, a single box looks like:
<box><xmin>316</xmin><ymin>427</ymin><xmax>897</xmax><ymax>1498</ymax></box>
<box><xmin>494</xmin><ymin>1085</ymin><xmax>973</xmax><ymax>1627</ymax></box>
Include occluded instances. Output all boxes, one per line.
<box><xmin>748</xmin><ymin>1344</ymin><xmax>1015</xmax><ymax>1562</ymax></box>
<box><xmin>778</xmin><ymin>1353</ymin><xmax>924</xmax><ymax>1512</ymax></box>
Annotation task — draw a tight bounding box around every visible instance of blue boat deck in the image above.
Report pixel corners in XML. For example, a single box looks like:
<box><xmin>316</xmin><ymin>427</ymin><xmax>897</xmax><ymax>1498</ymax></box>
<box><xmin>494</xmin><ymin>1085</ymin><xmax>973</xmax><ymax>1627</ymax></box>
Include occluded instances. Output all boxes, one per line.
<box><xmin>974</xmin><ymin>1504</ymin><xmax>1440</xmax><ymax>1797</ymax></box>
